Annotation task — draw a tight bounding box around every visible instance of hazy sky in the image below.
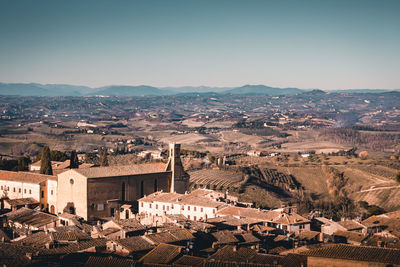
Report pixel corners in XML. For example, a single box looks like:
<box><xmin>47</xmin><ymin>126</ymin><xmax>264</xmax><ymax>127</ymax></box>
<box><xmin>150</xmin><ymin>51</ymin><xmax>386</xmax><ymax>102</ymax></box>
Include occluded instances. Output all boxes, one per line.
<box><xmin>0</xmin><ymin>0</ymin><xmax>399</xmax><ymax>89</ymax></box>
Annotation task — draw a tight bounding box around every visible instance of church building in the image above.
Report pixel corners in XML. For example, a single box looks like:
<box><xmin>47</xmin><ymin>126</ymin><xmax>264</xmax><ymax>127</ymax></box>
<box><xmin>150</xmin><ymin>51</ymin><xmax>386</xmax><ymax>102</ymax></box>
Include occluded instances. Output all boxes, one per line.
<box><xmin>57</xmin><ymin>143</ymin><xmax>189</xmax><ymax>220</ymax></box>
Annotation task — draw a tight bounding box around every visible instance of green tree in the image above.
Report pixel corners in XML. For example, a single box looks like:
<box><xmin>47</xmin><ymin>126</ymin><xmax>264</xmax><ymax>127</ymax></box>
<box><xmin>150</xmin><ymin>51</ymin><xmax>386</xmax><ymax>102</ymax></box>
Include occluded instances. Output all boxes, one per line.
<box><xmin>40</xmin><ymin>146</ymin><xmax>53</xmax><ymax>175</ymax></box>
<box><xmin>70</xmin><ymin>150</ymin><xmax>79</xmax><ymax>169</ymax></box>
<box><xmin>100</xmin><ymin>150</ymin><xmax>109</xmax><ymax>167</ymax></box>
<box><xmin>17</xmin><ymin>157</ymin><xmax>31</xmax><ymax>171</ymax></box>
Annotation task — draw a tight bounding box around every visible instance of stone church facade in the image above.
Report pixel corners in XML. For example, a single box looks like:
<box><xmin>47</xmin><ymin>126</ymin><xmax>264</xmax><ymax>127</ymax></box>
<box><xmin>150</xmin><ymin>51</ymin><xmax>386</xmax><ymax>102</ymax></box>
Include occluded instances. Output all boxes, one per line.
<box><xmin>57</xmin><ymin>143</ymin><xmax>189</xmax><ymax>220</ymax></box>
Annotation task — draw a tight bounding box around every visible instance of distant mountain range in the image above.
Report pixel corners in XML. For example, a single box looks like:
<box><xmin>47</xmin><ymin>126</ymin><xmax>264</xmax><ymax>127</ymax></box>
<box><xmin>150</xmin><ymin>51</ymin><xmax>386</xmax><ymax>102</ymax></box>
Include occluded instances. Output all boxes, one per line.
<box><xmin>0</xmin><ymin>82</ymin><xmax>398</xmax><ymax>96</ymax></box>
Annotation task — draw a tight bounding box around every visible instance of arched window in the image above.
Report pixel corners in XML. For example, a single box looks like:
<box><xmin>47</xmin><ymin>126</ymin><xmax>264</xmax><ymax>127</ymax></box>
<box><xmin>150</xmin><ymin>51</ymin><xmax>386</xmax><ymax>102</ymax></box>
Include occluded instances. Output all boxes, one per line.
<box><xmin>50</xmin><ymin>205</ymin><xmax>55</xmax><ymax>214</ymax></box>
<box><xmin>121</xmin><ymin>182</ymin><xmax>126</xmax><ymax>202</ymax></box>
<box><xmin>154</xmin><ymin>179</ymin><xmax>158</xmax><ymax>192</ymax></box>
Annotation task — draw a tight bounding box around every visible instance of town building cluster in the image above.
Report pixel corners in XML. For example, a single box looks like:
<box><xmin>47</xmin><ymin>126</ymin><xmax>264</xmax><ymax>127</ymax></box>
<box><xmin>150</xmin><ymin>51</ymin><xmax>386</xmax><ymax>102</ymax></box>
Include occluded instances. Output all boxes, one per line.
<box><xmin>0</xmin><ymin>144</ymin><xmax>400</xmax><ymax>266</ymax></box>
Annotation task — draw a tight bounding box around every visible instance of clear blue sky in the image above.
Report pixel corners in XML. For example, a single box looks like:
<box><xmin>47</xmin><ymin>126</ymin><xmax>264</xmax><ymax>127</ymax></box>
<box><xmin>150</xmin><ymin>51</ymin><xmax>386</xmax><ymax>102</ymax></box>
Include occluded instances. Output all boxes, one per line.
<box><xmin>0</xmin><ymin>0</ymin><xmax>399</xmax><ymax>89</ymax></box>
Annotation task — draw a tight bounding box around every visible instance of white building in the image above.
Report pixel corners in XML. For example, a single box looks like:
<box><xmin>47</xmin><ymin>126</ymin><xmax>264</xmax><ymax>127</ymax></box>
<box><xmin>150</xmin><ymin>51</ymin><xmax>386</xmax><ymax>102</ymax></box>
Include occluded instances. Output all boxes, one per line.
<box><xmin>0</xmin><ymin>170</ymin><xmax>57</xmax><ymax>213</ymax></box>
<box><xmin>138</xmin><ymin>150</ymin><xmax>163</xmax><ymax>160</ymax></box>
<box><xmin>138</xmin><ymin>189</ymin><xmax>228</xmax><ymax>221</ymax></box>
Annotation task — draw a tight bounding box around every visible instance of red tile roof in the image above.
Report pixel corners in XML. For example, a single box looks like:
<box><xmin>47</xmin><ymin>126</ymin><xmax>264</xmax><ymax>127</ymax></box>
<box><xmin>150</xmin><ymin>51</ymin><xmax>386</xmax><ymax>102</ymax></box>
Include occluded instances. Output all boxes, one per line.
<box><xmin>0</xmin><ymin>170</ymin><xmax>56</xmax><ymax>183</ymax></box>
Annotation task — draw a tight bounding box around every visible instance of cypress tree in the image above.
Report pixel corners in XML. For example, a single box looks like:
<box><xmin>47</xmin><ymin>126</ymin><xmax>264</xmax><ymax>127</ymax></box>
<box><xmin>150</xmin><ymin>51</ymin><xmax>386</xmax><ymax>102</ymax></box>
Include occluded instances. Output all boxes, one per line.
<box><xmin>70</xmin><ymin>150</ymin><xmax>79</xmax><ymax>169</ymax></box>
<box><xmin>100</xmin><ymin>150</ymin><xmax>109</xmax><ymax>167</ymax></box>
<box><xmin>40</xmin><ymin>146</ymin><xmax>53</xmax><ymax>175</ymax></box>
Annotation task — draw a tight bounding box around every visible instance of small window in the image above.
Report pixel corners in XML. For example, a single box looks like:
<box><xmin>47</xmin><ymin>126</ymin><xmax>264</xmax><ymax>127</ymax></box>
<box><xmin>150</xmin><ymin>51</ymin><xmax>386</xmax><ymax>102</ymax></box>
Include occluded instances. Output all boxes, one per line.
<box><xmin>1</xmin><ymin>186</ymin><xmax>3</xmax><ymax>190</ymax></box>
<box><xmin>141</xmin><ymin>202</ymin><xmax>143</xmax><ymax>207</ymax></box>
<box><xmin>41</xmin><ymin>191</ymin><xmax>44</xmax><ymax>198</ymax></box>
<box><xmin>70</xmin><ymin>179</ymin><xmax>74</xmax><ymax>184</ymax></box>
<box><xmin>213</xmin><ymin>209</ymin><xmax>216</xmax><ymax>214</ymax></box>
<box><xmin>201</xmin><ymin>207</ymin><xmax>203</xmax><ymax>212</ymax></box>
<box><xmin>187</xmin><ymin>215</ymin><xmax>190</xmax><ymax>220</ymax></box>
<box><xmin>29</xmin><ymin>189</ymin><xmax>32</xmax><ymax>194</ymax></box>
<box><xmin>19</xmin><ymin>188</ymin><xmax>21</xmax><ymax>193</ymax></box>
<box><xmin>13</xmin><ymin>187</ymin><xmax>15</xmax><ymax>192</ymax></box>
<box><xmin>97</xmin><ymin>204</ymin><xmax>104</xmax><ymax>211</ymax></box>
<box><xmin>51</xmin><ymin>190</ymin><xmax>53</xmax><ymax>195</ymax></box>
<box><xmin>24</xmin><ymin>189</ymin><xmax>26</xmax><ymax>193</ymax></box>
<box><xmin>188</xmin><ymin>206</ymin><xmax>190</xmax><ymax>211</ymax></box>
<box><xmin>171</xmin><ymin>204</ymin><xmax>174</xmax><ymax>209</ymax></box>
<box><xmin>156</xmin><ymin>204</ymin><xmax>158</xmax><ymax>209</ymax></box>
<box><xmin>194</xmin><ymin>206</ymin><xmax>196</xmax><ymax>212</ymax></box>
<box><xmin>163</xmin><ymin>205</ymin><xmax>165</xmax><ymax>211</ymax></box>
<box><xmin>167</xmin><ymin>206</ymin><xmax>169</xmax><ymax>211</ymax></box>
<box><xmin>194</xmin><ymin>216</ymin><xmax>196</xmax><ymax>221</ymax></box>
<box><xmin>149</xmin><ymin>203</ymin><xmax>152</xmax><ymax>208</ymax></box>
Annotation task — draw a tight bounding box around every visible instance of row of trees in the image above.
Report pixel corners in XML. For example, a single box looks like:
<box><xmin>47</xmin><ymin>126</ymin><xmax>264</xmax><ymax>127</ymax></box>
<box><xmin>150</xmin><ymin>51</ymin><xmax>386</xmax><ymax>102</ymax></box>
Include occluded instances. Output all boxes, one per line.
<box><xmin>39</xmin><ymin>146</ymin><xmax>109</xmax><ymax>175</ymax></box>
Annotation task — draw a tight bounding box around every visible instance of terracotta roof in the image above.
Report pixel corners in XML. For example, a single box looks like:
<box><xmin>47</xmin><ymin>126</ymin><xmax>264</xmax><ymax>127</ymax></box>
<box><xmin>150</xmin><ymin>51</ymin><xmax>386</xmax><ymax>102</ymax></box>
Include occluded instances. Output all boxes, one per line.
<box><xmin>84</xmin><ymin>255</ymin><xmax>135</xmax><ymax>267</ymax></box>
<box><xmin>100</xmin><ymin>227</ymin><xmax>120</xmax><ymax>236</ymax></box>
<box><xmin>0</xmin><ymin>243</ymin><xmax>33</xmax><ymax>266</ymax></box>
<box><xmin>111</xmin><ymin>218</ymin><xmax>146</xmax><ymax>232</ymax></box>
<box><xmin>235</xmin><ymin>233</ymin><xmax>261</xmax><ymax>244</ymax></box>
<box><xmin>37</xmin><ymin>238</ymin><xmax>107</xmax><ymax>256</ymax></box>
<box><xmin>333</xmin><ymin>230</ymin><xmax>368</xmax><ymax>243</ymax></box>
<box><xmin>113</xmin><ymin>236</ymin><xmax>155</xmax><ymax>253</ymax></box>
<box><xmin>50</xmin><ymin>230</ymin><xmax>91</xmax><ymax>242</ymax></box>
<box><xmin>0</xmin><ymin>170</ymin><xmax>56</xmax><ymax>183</ymax></box>
<box><xmin>211</xmin><ymin>230</ymin><xmax>239</xmax><ymax>245</ymax></box>
<box><xmin>361</xmin><ymin>215</ymin><xmax>390</xmax><ymax>228</ymax></box>
<box><xmin>15</xmin><ymin>231</ymin><xmax>52</xmax><ymax>247</ymax></box>
<box><xmin>302</xmin><ymin>244</ymin><xmax>400</xmax><ymax>264</ymax></box>
<box><xmin>139</xmin><ymin>243</ymin><xmax>183</xmax><ymax>264</ymax></box>
<box><xmin>146</xmin><ymin>228</ymin><xmax>194</xmax><ymax>244</ymax></box>
<box><xmin>296</xmin><ymin>230</ymin><xmax>320</xmax><ymax>241</ymax></box>
<box><xmin>217</xmin><ymin>206</ymin><xmax>279</xmax><ymax>221</ymax></box>
<box><xmin>3</xmin><ymin>207</ymin><xmax>58</xmax><ymax>228</ymax></box>
<box><xmin>271</xmin><ymin>212</ymin><xmax>310</xmax><ymax>225</ymax></box>
<box><xmin>173</xmin><ymin>255</ymin><xmax>206</xmax><ymax>266</ymax></box>
<box><xmin>207</xmin><ymin>215</ymin><xmax>261</xmax><ymax>226</ymax></box>
<box><xmin>336</xmin><ymin>220</ymin><xmax>365</xmax><ymax>231</ymax></box>
<box><xmin>4</xmin><ymin>197</ymin><xmax>39</xmax><ymax>206</ymax></box>
<box><xmin>139</xmin><ymin>192</ymin><xmax>181</xmax><ymax>203</ymax></box>
<box><xmin>73</xmin><ymin>163</ymin><xmax>167</xmax><ymax>178</ymax></box>
<box><xmin>209</xmin><ymin>245</ymin><xmax>257</xmax><ymax>262</ymax></box>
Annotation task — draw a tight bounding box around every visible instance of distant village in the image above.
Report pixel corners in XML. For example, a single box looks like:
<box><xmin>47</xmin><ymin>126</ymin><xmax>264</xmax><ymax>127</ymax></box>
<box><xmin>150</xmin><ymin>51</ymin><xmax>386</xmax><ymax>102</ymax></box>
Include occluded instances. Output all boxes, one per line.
<box><xmin>0</xmin><ymin>143</ymin><xmax>400</xmax><ymax>267</ymax></box>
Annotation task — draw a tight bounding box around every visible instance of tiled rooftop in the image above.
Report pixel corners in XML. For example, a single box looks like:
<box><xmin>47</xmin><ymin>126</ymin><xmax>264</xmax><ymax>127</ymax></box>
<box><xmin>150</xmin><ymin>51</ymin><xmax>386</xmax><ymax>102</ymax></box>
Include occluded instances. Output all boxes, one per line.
<box><xmin>72</xmin><ymin>163</ymin><xmax>167</xmax><ymax>178</ymax></box>
<box><xmin>0</xmin><ymin>170</ymin><xmax>57</xmax><ymax>183</ymax></box>
<box><xmin>139</xmin><ymin>243</ymin><xmax>183</xmax><ymax>264</ymax></box>
<box><xmin>302</xmin><ymin>244</ymin><xmax>400</xmax><ymax>264</ymax></box>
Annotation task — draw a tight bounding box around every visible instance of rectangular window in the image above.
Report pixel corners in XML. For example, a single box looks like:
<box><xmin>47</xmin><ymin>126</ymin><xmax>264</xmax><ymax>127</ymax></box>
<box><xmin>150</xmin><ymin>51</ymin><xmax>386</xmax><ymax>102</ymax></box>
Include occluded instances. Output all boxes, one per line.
<box><xmin>41</xmin><ymin>191</ymin><xmax>44</xmax><ymax>198</ymax></box>
<box><xmin>29</xmin><ymin>189</ymin><xmax>31</xmax><ymax>194</ymax></box>
<box><xmin>51</xmin><ymin>190</ymin><xmax>53</xmax><ymax>195</ymax></box>
<box><xmin>163</xmin><ymin>205</ymin><xmax>165</xmax><ymax>211</ymax></box>
<box><xmin>1</xmin><ymin>186</ymin><xmax>2</xmax><ymax>190</ymax></box>
<box><xmin>24</xmin><ymin>189</ymin><xmax>26</xmax><ymax>193</ymax></box>
<box><xmin>188</xmin><ymin>206</ymin><xmax>190</xmax><ymax>211</ymax></box>
<box><xmin>201</xmin><ymin>208</ymin><xmax>203</xmax><ymax>212</ymax></box>
<box><xmin>97</xmin><ymin>204</ymin><xmax>104</xmax><ymax>211</ymax></box>
<box><xmin>194</xmin><ymin>216</ymin><xmax>196</xmax><ymax>221</ymax></box>
<box><xmin>149</xmin><ymin>204</ymin><xmax>152</xmax><ymax>208</ymax></box>
<box><xmin>141</xmin><ymin>202</ymin><xmax>143</xmax><ymax>207</ymax></box>
<box><xmin>194</xmin><ymin>207</ymin><xmax>197</xmax><ymax>212</ymax></box>
<box><xmin>19</xmin><ymin>188</ymin><xmax>21</xmax><ymax>193</ymax></box>
<box><xmin>13</xmin><ymin>187</ymin><xmax>15</xmax><ymax>192</ymax></box>
<box><xmin>156</xmin><ymin>204</ymin><xmax>158</xmax><ymax>209</ymax></box>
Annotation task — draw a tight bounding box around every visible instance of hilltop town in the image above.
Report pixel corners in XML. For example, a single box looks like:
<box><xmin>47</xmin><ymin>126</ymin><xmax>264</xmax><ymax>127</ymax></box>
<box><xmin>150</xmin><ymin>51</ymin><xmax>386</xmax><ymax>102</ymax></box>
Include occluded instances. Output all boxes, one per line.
<box><xmin>0</xmin><ymin>135</ymin><xmax>400</xmax><ymax>266</ymax></box>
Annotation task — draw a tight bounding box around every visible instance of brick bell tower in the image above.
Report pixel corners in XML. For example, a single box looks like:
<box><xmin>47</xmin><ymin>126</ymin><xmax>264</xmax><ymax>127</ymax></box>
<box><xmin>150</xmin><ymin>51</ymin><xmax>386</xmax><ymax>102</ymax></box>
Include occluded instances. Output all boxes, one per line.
<box><xmin>165</xmin><ymin>143</ymin><xmax>189</xmax><ymax>193</ymax></box>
